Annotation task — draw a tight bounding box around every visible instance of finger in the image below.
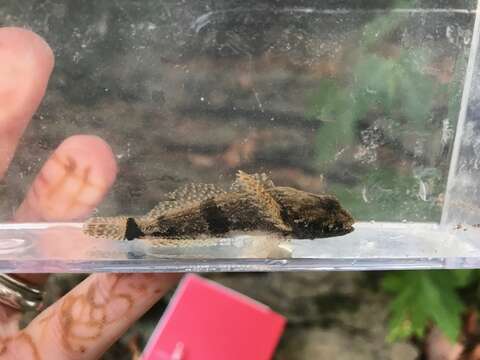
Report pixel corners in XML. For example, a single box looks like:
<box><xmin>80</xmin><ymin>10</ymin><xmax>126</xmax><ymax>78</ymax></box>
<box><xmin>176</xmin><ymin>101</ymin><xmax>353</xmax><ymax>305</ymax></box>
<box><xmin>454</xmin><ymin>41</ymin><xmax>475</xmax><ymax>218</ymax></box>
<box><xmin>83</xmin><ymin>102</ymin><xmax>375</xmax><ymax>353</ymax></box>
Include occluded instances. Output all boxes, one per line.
<box><xmin>0</xmin><ymin>27</ymin><xmax>54</xmax><ymax>178</ymax></box>
<box><xmin>15</xmin><ymin>135</ymin><xmax>117</xmax><ymax>222</ymax></box>
<box><xmin>7</xmin><ymin>273</ymin><xmax>182</xmax><ymax>360</ymax></box>
<box><xmin>13</xmin><ymin>135</ymin><xmax>117</xmax><ymax>286</ymax></box>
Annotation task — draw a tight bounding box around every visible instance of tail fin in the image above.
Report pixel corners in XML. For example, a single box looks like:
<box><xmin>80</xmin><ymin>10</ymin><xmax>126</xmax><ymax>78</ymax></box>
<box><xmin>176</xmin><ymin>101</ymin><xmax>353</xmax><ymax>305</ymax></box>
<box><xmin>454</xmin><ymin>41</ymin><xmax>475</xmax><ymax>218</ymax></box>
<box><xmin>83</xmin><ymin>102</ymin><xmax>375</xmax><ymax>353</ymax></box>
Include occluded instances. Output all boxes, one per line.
<box><xmin>83</xmin><ymin>216</ymin><xmax>128</xmax><ymax>240</ymax></box>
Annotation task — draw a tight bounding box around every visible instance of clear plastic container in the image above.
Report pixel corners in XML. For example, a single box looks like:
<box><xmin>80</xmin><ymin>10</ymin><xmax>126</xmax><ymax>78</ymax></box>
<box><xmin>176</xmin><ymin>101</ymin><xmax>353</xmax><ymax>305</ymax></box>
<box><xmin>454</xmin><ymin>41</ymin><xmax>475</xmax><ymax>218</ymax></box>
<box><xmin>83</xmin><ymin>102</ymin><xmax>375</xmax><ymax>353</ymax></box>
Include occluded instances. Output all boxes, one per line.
<box><xmin>0</xmin><ymin>1</ymin><xmax>479</xmax><ymax>272</ymax></box>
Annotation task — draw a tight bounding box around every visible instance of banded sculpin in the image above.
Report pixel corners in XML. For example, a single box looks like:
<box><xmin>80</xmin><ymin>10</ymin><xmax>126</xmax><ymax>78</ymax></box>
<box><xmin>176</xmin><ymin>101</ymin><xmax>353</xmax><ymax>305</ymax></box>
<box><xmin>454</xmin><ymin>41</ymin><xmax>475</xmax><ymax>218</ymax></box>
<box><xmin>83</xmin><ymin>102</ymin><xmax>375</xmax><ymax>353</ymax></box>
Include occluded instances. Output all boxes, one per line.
<box><xmin>83</xmin><ymin>171</ymin><xmax>354</xmax><ymax>241</ymax></box>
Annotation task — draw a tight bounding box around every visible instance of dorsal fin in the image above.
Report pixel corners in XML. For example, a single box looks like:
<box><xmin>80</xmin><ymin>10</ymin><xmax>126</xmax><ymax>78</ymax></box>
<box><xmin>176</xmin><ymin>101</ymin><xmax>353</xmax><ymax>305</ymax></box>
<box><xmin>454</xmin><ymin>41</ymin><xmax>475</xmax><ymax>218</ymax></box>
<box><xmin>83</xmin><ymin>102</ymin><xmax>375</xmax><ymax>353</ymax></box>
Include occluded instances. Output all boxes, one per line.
<box><xmin>166</xmin><ymin>183</ymin><xmax>227</xmax><ymax>202</ymax></box>
<box><xmin>232</xmin><ymin>170</ymin><xmax>290</xmax><ymax>232</ymax></box>
<box><xmin>146</xmin><ymin>201</ymin><xmax>180</xmax><ymax>218</ymax></box>
<box><xmin>147</xmin><ymin>183</ymin><xmax>226</xmax><ymax>218</ymax></box>
<box><xmin>255</xmin><ymin>172</ymin><xmax>275</xmax><ymax>189</ymax></box>
<box><xmin>230</xmin><ymin>172</ymin><xmax>275</xmax><ymax>192</ymax></box>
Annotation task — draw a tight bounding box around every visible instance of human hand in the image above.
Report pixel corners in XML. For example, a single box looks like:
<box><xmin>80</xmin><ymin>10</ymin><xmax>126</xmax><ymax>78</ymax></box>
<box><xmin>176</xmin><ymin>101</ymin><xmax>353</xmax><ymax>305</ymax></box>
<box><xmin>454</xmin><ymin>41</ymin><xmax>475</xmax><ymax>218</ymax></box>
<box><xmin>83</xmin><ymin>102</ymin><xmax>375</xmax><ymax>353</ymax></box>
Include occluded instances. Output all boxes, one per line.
<box><xmin>0</xmin><ymin>27</ymin><xmax>180</xmax><ymax>359</ymax></box>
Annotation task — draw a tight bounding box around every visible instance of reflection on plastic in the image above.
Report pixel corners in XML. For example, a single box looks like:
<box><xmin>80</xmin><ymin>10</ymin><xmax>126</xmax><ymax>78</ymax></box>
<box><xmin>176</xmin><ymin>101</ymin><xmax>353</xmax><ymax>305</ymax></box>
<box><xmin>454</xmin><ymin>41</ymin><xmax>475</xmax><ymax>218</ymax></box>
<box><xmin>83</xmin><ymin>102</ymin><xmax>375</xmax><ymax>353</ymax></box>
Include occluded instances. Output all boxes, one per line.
<box><xmin>0</xmin><ymin>238</ymin><xmax>31</xmax><ymax>255</ymax></box>
<box><xmin>0</xmin><ymin>222</ymin><xmax>480</xmax><ymax>271</ymax></box>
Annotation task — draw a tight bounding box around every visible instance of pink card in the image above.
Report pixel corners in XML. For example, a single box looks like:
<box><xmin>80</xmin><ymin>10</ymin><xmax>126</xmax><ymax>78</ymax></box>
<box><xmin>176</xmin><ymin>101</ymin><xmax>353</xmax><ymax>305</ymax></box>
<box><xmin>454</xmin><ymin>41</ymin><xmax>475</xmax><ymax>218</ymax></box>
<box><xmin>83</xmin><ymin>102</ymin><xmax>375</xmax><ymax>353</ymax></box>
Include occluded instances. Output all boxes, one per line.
<box><xmin>142</xmin><ymin>274</ymin><xmax>286</xmax><ymax>360</ymax></box>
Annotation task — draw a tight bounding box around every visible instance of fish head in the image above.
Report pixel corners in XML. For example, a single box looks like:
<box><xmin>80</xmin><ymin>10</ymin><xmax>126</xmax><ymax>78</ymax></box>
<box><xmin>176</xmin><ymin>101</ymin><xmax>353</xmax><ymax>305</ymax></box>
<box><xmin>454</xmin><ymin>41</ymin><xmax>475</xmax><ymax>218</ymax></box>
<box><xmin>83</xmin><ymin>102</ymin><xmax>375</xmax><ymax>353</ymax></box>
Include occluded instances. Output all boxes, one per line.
<box><xmin>275</xmin><ymin>187</ymin><xmax>354</xmax><ymax>239</ymax></box>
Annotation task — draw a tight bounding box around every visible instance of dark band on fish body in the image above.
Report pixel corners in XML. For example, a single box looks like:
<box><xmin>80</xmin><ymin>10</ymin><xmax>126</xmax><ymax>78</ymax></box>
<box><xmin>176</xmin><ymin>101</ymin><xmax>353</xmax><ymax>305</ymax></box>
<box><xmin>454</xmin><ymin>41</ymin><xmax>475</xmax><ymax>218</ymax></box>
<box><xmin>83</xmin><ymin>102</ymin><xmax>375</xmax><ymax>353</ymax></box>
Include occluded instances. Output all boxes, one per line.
<box><xmin>125</xmin><ymin>217</ymin><xmax>145</xmax><ymax>240</ymax></box>
<box><xmin>159</xmin><ymin>226</ymin><xmax>180</xmax><ymax>238</ymax></box>
<box><xmin>200</xmin><ymin>198</ymin><xmax>230</xmax><ymax>235</ymax></box>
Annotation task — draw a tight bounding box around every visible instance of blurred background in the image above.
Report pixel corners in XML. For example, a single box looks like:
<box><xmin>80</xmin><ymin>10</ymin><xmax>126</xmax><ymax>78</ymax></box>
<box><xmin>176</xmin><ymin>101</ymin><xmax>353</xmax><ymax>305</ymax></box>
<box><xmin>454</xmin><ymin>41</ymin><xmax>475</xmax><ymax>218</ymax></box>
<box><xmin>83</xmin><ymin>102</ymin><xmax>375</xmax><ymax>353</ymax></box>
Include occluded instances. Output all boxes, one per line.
<box><xmin>1</xmin><ymin>0</ymin><xmax>479</xmax><ymax>358</ymax></box>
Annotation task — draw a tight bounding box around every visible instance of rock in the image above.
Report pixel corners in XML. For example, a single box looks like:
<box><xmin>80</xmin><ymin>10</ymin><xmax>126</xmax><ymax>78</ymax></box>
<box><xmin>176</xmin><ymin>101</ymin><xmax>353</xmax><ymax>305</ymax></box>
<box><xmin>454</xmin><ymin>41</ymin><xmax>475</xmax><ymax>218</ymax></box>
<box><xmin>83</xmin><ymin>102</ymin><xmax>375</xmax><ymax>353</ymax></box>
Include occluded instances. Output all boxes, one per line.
<box><xmin>278</xmin><ymin>327</ymin><xmax>417</xmax><ymax>360</ymax></box>
<box><xmin>390</xmin><ymin>343</ymin><xmax>420</xmax><ymax>360</ymax></box>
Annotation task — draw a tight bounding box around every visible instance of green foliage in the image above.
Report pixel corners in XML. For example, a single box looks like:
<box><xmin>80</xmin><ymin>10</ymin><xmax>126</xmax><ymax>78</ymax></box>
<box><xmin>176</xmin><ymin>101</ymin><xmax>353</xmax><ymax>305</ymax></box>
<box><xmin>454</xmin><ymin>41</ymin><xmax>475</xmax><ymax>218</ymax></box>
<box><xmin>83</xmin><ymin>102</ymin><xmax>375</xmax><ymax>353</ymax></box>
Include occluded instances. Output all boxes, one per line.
<box><xmin>307</xmin><ymin>53</ymin><xmax>439</xmax><ymax>161</ymax></box>
<box><xmin>307</xmin><ymin>79</ymin><xmax>356</xmax><ymax>164</ymax></box>
<box><xmin>382</xmin><ymin>270</ymin><xmax>476</xmax><ymax>341</ymax></box>
<box><xmin>306</xmin><ymin>8</ymin><xmax>465</xmax><ymax>223</ymax></box>
<box><xmin>307</xmin><ymin>15</ymin><xmax>439</xmax><ymax>167</ymax></box>
<box><xmin>354</xmin><ymin>52</ymin><xmax>437</xmax><ymax>128</ymax></box>
<box><xmin>306</xmin><ymin>6</ymin><xmax>472</xmax><ymax>346</ymax></box>
<box><xmin>329</xmin><ymin>167</ymin><xmax>443</xmax><ymax>222</ymax></box>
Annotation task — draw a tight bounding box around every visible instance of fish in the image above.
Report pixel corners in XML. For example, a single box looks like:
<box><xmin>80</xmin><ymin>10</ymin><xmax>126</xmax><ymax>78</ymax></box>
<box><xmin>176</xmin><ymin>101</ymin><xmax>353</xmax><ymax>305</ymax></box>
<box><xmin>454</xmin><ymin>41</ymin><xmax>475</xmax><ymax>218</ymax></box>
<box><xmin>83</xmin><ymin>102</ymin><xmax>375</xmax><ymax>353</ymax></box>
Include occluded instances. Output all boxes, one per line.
<box><xmin>83</xmin><ymin>171</ymin><xmax>354</xmax><ymax>241</ymax></box>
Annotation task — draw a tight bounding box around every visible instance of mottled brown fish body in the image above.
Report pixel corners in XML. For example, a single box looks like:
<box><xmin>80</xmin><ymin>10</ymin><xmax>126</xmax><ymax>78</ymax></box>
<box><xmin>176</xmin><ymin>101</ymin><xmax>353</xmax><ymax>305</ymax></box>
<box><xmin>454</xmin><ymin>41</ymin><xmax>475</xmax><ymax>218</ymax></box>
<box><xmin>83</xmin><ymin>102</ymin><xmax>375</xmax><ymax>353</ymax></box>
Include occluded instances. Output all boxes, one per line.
<box><xmin>142</xmin><ymin>193</ymin><xmax>285</xmax><ymax>239</ymax></box>
<box><xmin>83</xmin><ymin>171</ymin><xmax>355</xmax><ymax>241</ymax></box>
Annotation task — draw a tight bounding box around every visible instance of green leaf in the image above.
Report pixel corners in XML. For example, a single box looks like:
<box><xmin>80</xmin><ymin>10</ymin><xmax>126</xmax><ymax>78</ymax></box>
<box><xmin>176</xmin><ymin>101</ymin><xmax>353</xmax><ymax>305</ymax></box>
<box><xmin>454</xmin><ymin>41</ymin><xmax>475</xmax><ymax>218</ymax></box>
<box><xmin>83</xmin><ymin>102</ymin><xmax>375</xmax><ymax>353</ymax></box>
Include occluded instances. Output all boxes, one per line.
<box><xmin>383</xmin><ymin>271</ymin><xmax>474</xmax><ymax>342</ymax></box>
<box><xmin>307</xmin><ymin>79</ymin><xmax>358</xmax><ymax>166</ymax></box>
<box><xmin>451</xmin><ymin>270</ymin><xmax>475</xmax><ymax>287</ymax></box>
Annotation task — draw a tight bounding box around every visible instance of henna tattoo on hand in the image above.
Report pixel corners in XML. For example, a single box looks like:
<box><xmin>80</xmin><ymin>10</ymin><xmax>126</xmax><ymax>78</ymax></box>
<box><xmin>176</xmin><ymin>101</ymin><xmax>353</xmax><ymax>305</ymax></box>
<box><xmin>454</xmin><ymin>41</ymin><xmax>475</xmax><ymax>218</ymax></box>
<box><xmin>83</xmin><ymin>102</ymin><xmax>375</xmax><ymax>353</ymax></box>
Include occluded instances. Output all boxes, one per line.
<box><xmin>55</xmin><ymin>274</ymin><xmax>169</xmax><ymax>354</ymax></box>
<box><xmin>0</xmin><ymin>332</ymin><xmax>41</xmax><ymax>360</ymax></box>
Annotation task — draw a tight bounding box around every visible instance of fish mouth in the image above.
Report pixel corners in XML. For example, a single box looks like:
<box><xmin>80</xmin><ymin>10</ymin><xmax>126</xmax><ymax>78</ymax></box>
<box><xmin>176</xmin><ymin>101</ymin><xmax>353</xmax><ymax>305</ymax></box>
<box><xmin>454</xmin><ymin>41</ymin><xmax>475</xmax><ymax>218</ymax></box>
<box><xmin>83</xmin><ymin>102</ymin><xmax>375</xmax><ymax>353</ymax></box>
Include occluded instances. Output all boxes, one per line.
<box><xmin>315</xmin><ymin>215</ymin><xmax>355</xmax><ymax>237</ymax></box>
<box><xmin>292</xmin><ymin>221</ymin><xmax>355</xmax><ymax>239</ymax></box>
<box><xmin>336</xmin><ymin>225</ymin><xmax>354</xmax><ymax>236</ymax></box>
<box><xmin>325</xmin><ymin>223</ymin><xmax>354</xmax><ymax>236</ymax></box>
